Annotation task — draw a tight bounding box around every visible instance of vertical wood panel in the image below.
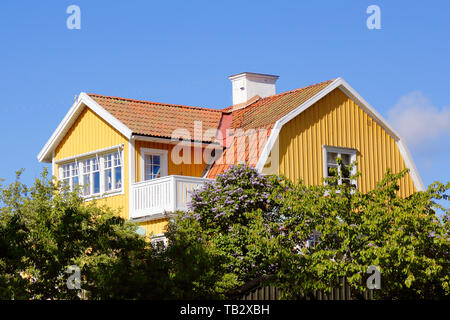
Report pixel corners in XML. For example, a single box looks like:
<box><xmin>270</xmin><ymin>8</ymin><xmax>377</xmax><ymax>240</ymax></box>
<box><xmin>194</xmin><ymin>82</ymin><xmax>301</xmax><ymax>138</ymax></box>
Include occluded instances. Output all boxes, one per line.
<box><xmin>134</xmin><ymin>140</ymin><xmax>207</xmax><ymax>182</ymax></box>
<box><xmin>140</xmin><ymin>218</ymin><xmax>169</xmax><ymax>236</ymax></box>
<box><xmin>276</xmin><ymin>89</ymin><xmax>416</xmax><ymax>196</ymax></box>
<box><xmin>133</xmin><ymin>140</ymin><xmax>208</xmax><ymax>235</ymax></box>
<box><xmin>54</xmin><ymin>108</ymin><xmax>130</xmax><ymax>219</ymax></box>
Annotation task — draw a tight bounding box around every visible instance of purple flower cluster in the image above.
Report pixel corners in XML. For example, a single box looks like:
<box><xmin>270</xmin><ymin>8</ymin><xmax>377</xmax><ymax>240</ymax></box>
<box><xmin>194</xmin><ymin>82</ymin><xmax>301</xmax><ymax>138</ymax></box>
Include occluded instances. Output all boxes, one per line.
<box><xmin>187</xmin><ymin>164</ymin><xmax>283</xmax><ymax>222</ymax></box>
<box><xmin>214</xmin><ymin>211</ymin><xmax>226</xmax><ymax>219</ymax></box>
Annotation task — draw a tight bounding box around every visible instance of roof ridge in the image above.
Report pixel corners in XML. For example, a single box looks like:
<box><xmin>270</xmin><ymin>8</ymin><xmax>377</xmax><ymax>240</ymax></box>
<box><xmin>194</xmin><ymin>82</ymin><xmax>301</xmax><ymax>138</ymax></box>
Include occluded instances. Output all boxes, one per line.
<box><xmin>87</xmin><ymin>93</ymin><xmax>223</xmax><ymax>113</ymax></box>
<box><xmin>229</xmin><ymin>78</ymin><xmax>335</xmax><ymax>129</ymax></box>
<box><xmin>259</xmin><ymin>78</ymin><xmax>335</xmax><ymax>101</ymax></box>
<box><xmin>221</xmin><ymin>78</ymin><xmax>335</xmax><ymax>113</ymax></box>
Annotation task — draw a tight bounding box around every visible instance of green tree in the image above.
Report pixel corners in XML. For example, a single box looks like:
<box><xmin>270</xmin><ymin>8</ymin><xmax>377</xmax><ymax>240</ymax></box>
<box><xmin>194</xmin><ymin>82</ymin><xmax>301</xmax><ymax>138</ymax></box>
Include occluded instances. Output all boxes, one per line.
<box><xmin>0</xmin><ymin>168</ymin><xmax>170</xmax><ymax>299</ymax></box>
<box><xmin>165</xmin><ymin>164</ymin><xmax>291</xmax><ymax>298</ymax></box>
<box><xmin>167</xmin><ymin>163</ymin><xmax>449</xmax><ymax>300</ymax></box>
<box><xmin>275</xmin><ymin>163</ymin><xmax>450</xmax><ymax>299</ymax></box>
<box><xmin>2</xmin><ymin>164</ymin><xmax>448</xmax><ymax>300</ymax></box>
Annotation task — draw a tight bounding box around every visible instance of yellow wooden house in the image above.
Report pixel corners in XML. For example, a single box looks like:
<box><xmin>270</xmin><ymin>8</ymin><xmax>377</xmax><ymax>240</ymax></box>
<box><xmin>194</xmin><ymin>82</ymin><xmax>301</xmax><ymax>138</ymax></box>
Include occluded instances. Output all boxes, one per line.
<box><xmin>37</xmin><ymin>72</ymin><xmax>424</xmax><ymax>242</ymax></box>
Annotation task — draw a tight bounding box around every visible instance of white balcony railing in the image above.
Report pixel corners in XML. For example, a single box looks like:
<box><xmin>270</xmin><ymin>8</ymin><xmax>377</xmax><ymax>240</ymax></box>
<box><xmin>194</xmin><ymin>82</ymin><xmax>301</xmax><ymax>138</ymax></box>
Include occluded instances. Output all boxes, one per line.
<box><xmin>130</xmin><ymin>175</ymin><xmax>210</xmax><ymax>219</ymax></box>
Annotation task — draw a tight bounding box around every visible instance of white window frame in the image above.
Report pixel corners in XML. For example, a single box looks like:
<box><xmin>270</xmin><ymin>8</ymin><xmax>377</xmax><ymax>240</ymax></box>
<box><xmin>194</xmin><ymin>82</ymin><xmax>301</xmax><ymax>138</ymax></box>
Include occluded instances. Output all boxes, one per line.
<box><xmin>59</xmin><ymin>162</ymin><xmax>79</xmax><ymax>190</ymax></box>
<box><xmin>103</xmin><ymin>152</ymin><xmax>123</xmax><ymax>193</ymax></box>
<box><xmin>322</xmin><ymin>145</ymin><xmax>357</xmax><ymax>187</ymax></box>
<box><xmin>150</xmin><ymin>234</ymin><xmax>168</xmax><ymax>248</ymax></box>
<box><xmin>81</xmin><ymin>157</ymin><xmax>103</xmax><ymax>197</ymax></box>
<box><xmin>140</xmin><ymin>148</ymin><xmax>168</xmax><ymax>182</ymax></box>
<box><xmin>58</xmin><ymin>148</ymin><xmax>124</xmax><ymax>200</ymax></box>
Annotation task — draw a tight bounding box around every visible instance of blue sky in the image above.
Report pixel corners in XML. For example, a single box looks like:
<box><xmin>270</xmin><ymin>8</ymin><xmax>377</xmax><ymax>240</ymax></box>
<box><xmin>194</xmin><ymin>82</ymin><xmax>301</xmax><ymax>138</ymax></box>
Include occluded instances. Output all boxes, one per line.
<box><xmin>0</xmin><ymin>0</ymin><xmax>449</xmax><ymax>190</ymax></box>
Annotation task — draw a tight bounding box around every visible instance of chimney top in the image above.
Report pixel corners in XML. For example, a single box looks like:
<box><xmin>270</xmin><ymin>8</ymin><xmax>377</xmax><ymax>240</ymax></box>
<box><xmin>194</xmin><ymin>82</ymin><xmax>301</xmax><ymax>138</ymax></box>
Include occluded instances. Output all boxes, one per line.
<box><xmin>229</xmin><ymin>72</ymin><xmax>279</xmax><ymax>105</ymax></box>
<box><xmin>228</xmin><ymin>72</ymin><xmax>279</xmax><ymax>80</ymax></box>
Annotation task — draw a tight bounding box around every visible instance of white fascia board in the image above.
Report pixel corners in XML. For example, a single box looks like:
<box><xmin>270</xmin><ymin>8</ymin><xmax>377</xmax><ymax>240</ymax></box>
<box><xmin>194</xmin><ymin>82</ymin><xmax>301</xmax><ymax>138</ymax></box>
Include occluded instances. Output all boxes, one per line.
<box><xmin>37</xmin><ymin>92</ymin><xmax>133</xmax><ymax>163</ymax></box>
<box><xmin>37</xmin><ymin>96</ymin><xmax>83</xmax><ymax>163</ymax></box>
<box><xmin>255</xmin><ymin>78</ymin><xmax>425</xmax><ymax>191</ymax></box>
<box><xmin>79</xmin><ymin>93</ymin><xmax>133</xmax><ymax>139</ymax></box>
<box><xmin>396</xmin><ymin>139</ymin><xmax>425</xmax><ymax>191</ymax></box>
<box><xmin>255</xmin><ymin>78</ymin><xmax>343</xmax><ymax>172</ymax></box>
<box><xmin>336</xmin><ymin>78</ymin><xmax>400</xmax><ymax>140</ymax></box>
<box><xmin>254</xmin><ymin>127</ymin><xmax>281</xmax><ymax>172</ymax></box>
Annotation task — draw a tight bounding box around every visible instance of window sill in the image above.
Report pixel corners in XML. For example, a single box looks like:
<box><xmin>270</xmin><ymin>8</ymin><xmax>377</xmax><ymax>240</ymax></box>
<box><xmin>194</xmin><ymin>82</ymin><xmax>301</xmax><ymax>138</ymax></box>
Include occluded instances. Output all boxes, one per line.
<box><xmin>82</xmin><ymin>189</ymin><xmax>124</xmax><ymax>201</ymax></box>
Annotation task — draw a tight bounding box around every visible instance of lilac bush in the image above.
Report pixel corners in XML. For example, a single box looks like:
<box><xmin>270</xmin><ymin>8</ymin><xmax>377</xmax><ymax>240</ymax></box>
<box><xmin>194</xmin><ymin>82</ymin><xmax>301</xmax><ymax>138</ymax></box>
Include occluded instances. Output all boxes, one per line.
<box><xmin>187</xmin><ymin>164</ymin><xmax>289</xmax><ymax>233</ymax></box>
<box><xmin>172</xmin><ymin>164</ymin><xmax>291</xmax><ymax>287</ymax></box>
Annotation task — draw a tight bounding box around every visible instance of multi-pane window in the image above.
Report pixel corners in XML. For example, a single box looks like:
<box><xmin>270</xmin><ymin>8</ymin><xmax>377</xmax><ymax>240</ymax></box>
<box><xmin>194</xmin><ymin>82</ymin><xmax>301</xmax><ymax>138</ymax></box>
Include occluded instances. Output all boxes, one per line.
<box><xmin>151</xmin><ymin>235</ymin><xmax>168</xmax><ymax>249</ymax></box>
<box><xmin>104</xmin><ymin>152</ymin><xmax>122</xmax><ymax>191</ymax></box>
<box><xmin>144</xmin><ymin>154</ymin><xmax>161</xmax><ymax>180</ymax></box>
<box><xmin>82</xmin><ymin>158</ymin><xmax>100</xmax><ymax>196</ymax></box>
<box><xmin>71</xmin><ymin>163</ymin><xmax>79</xmax><ymax>187</ymax></box>
<box><xmin>81</xmin><ymin>158</ymin><xmax>100</xmax><ymax>196</ymax></box>
<box><xmin>141</xmin><ymin>148</ymin><xmax>168</xmax><ymax>181</ymax></box>
<box><xmin>92</xmin><ymin>158</ymin><xmax>100</xmax><ymax>195</ymax></box>
<box><xmin>59</xmin><ymin>150</ymin><xmax>123</xmax><ymax>197</ymax></box>
<box><xmin>60</xmin><ymin>162</ymin><xmax>78</xmax><ymax>189</ymax></box>
<box><xmin>139</xmin><ymin>148</ymin><xmax>169</xmax><ymax>181</ymax></box>
<box><xmin>323</xmin><ymin>146</ymin><xmax>357</xmax><ymax>187</ymax></box>
<box><xmin>305</xmin><ymin>233</ymin><xmax>321</xmax><ymax>249</ymax></box>
<box><xmin>82</xmin><ymin>159</ymin><xmax>91</xmax><ymax>196</ymax></box>
<box><xmin>104</xmin><ymin>154</ymin><xmax>113</xmax><ymax>192</ymax></box>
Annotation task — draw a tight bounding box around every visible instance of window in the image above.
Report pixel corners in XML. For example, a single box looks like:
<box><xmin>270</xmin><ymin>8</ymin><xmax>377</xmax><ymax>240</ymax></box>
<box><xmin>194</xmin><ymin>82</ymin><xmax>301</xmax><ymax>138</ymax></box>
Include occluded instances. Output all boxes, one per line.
<box><xmin>82</xmin><ymin>159</ymin><xmax>91</xmax><ymax>196</ymax></box>
<box><xmin>81</xmin><ymin>157</ymin><xmax>100</xmax><ymax>196</ymax></box>
<box><xmin>151</xmin><ymin>234</ymin><xmax>168</xmax><ymax>249</ymax></box>
<box><xmin>59</xmin><ymin>149</ymin><xmax>123</xmax><ymax>198</ymax></box>
<box><xmin>141</xmin><ymin>148</ymin><xmax>168</xmax><ymax>181</ymax></box>
<box><xmin>323</xmin><ymin>146</ymin><xmax>357</xmax><ymax>187</ymax></box>
<box><xmin>144</xmin><ymin>154</ymin><xmax>161</xmax><ymax>180</ymax></box>
<box><xmin>104</xmin><ymin>152</ymin><xmax>122</xmax><ymax>192</ymax></box>
<box><xmin>60</xmin><ymin>162</ymin><xmax>79</xmax><ymax>189</ymax></box>
<box><xmin>113</xmin><ymin>152</ymin><xmax>122</xmax><ymax>189</ymax></box>
<box><xmin>104</xmin><ymin>154</ymin><xmax>113</xmax><ymax>192</ymax></box>
<box><xmin>305</xmin><ymin>232</ymin><xmax>321</xmax><ymax>249</ymax></box>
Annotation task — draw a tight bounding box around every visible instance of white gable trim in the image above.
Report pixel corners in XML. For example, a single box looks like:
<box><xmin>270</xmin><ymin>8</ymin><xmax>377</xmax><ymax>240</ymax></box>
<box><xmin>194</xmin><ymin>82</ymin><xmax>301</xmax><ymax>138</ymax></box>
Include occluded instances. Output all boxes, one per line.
<box><xmin>396</xmin><ymin>140</ymin><xmax>425</xmax><ymax>191</ymax></box>
<box><xmin>255</xmin><ymin>78</ymin><xmax>425</xmax><ymax>191</ymax></box>
<box><xmin>37</xmin><ymin>92</ymin><xmax>133</xmax><ymax>163</ymax></box>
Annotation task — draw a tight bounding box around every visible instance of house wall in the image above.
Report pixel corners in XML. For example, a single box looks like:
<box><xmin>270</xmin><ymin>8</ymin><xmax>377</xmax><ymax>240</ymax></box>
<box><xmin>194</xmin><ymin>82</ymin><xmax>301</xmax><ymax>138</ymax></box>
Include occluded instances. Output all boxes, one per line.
<box><xmin>134</xmin><ymin>140</ymin><xmax>208</xmax><ymax>236</ymax></box>
<box><xmin>54</xmin><ymin>107</ymin><xmax>130</xmax><ymax>219</ymax></box>
<box><xmin>139</xmin><ymin>218</ymin><xmax>169</xmax><ymax>237</ymax></box>
<box><xmin>273</xmin><ymin>88</ymin><xmax>416</xmax><ymax>196</ymax></box>
<box><xmin>134</xmin><ymin>140</ymin><xmax>207</xmax><ymax>182</ymax></box>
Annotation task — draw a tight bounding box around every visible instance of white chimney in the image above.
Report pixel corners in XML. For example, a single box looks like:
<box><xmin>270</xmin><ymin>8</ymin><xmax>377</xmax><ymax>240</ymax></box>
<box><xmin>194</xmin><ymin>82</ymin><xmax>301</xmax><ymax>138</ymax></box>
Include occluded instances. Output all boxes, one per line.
<box><xmin>229</xmin><ymin>72</ymin><xmax>279</xmax><ymax>105</ymax></box>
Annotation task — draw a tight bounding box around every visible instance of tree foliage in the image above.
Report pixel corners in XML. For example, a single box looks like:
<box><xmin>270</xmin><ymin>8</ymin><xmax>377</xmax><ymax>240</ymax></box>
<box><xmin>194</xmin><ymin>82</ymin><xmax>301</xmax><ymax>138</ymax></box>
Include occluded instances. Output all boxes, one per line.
<box><xmin>0</xmin><ymin>168</ymin><xmax>169</xmax><ymax>299</ymax></box>
<box><xmin>169</xmin><ymin>163</ymin><xmax>449</xmax><ymax>299</ymax></box>
<box><xmin>276</xmin><ymin>163</ymin><xmax>449</xmax><ymax>299</ymax></box>
<box><xmin>165</xmin><ymin>165</ymin><xmax>289</xmax><ymax>297</ymax></box>
<box><xmin>1</xmin><ymin>164</ymin><xmax>448</xmax><ymax>300</ymax></box>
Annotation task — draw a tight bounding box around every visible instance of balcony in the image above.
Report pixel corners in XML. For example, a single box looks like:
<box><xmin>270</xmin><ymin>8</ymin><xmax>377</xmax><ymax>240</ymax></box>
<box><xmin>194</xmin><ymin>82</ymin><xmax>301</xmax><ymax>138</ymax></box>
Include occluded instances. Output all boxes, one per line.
<box><xmin>130</xmin><ymin>175</ymin><xmax>210</xmax><ymax>220</ymax></box>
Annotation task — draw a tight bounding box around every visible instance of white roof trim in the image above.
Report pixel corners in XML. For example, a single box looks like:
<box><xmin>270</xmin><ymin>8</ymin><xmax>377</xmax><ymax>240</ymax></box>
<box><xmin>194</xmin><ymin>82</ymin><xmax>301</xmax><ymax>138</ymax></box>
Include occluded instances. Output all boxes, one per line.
<box><xmin>396</xmin><ymin>139</ymin><xmax>425</xmax><ymax>191</ymax></box>
<box><xmin>37</xmin><ymin>92</ymin><xmax>133</xmax><ymax>163</ymax></box>
<box><xmin>255</xmin><ymin>78</ymin><xmax>425</xmax><ymax>191</ymax></box>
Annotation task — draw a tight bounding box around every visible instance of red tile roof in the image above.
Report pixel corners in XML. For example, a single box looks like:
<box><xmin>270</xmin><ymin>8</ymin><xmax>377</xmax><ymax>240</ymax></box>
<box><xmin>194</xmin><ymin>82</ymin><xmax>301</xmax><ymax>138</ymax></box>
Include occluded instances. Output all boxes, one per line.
<box><xmin>206</xmin><ymin>79</ymin><xmax>334</xmax><ymax>178</ymax></box>
<box><xmin>230</xmin><ymin>79</ymin><xmax>333</xmax><ymax>131</ymax></box>
<box><xmin>88</xmin><ymin>94</ymin><xmax>223</xmax><ymax>143</ymax></box>
<box><xmin>88</xmin><ymin>79</ymin><xmax>333</xmax><ymax>178</ymax></box>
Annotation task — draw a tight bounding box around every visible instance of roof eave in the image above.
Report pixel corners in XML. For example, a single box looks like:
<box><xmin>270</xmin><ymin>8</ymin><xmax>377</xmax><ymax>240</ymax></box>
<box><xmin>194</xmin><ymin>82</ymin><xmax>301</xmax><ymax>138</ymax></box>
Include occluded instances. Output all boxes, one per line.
<box><xmin>255</xmin><ymin>78</ymin><xmax>425</xmax><ymax>191</ymax></box>
<box><xmin>37</xmin><ymin>92</ymin><xmax>133</xmax><ymax>163</ymax></box>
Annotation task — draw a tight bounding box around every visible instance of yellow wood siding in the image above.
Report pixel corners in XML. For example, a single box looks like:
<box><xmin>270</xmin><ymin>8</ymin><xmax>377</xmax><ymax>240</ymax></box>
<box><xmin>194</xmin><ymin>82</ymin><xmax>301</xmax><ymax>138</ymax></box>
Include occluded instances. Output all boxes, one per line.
<box><xmin>134</xmin><ymin>140</ymin><xmax>207</xmax><ymax>182</ymax></box>
<box><xmin>54</xmin><ymin>107</ymin><xmax>130</xmax><ymax>219</ymax></box>
<box><xmin>133</xmin><ymin>141</ymin><xmax>208</xmax><ymax>234</ymax></box>
<box><xmin>139</xmin><ymin>218</ymin><xmax>169</xmax><ymax>237</ymax></box>
<box><xmin>274</xmin><ymin>88</ymin><xmax>416</xmax><ymax>196</ymax></box>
